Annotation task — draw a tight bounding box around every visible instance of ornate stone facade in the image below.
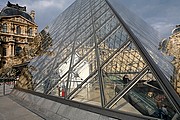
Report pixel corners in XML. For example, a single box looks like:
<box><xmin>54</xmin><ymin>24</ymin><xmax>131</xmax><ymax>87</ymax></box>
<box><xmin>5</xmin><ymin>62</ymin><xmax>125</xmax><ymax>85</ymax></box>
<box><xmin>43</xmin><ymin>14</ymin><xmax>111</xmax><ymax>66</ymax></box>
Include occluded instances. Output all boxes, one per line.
<box><xmin>166</xmin><ymin>25</ymin><xmax>180</xmax><ymax>95</ymax></box>
<box><xmin>0</xmin><ymin>2</ymin><xmax>38</xmax><ymax>69</ymax></box>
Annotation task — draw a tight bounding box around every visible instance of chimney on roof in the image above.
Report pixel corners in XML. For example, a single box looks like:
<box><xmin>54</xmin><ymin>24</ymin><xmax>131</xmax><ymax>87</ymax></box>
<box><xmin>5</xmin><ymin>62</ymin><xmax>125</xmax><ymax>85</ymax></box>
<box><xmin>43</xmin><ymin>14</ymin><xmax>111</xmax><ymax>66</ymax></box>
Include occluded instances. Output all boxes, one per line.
<box><xmin>30</xmin><ymin>10</ymin><xmax>35</xmax><ymax>21</ymax></box>
<box><xmin>176</xmin><ymin>25</ymin><xmax>180</xmax><ymax>28</ymax></box>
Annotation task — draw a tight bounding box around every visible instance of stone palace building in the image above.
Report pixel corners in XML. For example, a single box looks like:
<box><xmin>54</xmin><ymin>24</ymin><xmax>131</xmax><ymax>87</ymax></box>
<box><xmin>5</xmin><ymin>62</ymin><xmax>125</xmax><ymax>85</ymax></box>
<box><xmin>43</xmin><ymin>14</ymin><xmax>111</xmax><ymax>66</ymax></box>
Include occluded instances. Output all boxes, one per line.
<box><xmin>167</xmin><ymin>25</ymin><xmax>180</xmax><ymax>94</ymax></box>
<box><xmin>0</xmin><ymin>1</ymin><xmax>38</xmax><ymax>69</ymax></box>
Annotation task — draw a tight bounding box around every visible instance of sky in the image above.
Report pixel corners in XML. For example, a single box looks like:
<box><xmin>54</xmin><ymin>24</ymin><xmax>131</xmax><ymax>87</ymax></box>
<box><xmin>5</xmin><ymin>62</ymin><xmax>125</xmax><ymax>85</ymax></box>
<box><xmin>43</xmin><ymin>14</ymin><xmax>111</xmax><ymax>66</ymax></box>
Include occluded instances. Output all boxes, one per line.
<box><xmin>0</xmin><ymin>0</ymin><xmax>180</xmax><ymax>38</ymax></box>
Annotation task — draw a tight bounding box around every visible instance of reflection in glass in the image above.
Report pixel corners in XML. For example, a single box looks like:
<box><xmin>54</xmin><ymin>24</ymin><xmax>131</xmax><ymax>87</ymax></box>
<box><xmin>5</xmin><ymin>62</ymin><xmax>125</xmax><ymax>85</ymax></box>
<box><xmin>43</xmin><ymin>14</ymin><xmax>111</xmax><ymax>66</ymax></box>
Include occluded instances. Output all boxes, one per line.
<box><xmin>72</xmin><ymin>75</ymin><xmax>101</xmax><ymax>106</ymax></box>
<box><xmin>112</xmin><ymin>70</ymin><xmax>177</xmax><ymax>119</ymax></box>
<box><xmin>14</xmin><ymin>0</ymin><xmax>179</xmax><ymax>119</ymax></box>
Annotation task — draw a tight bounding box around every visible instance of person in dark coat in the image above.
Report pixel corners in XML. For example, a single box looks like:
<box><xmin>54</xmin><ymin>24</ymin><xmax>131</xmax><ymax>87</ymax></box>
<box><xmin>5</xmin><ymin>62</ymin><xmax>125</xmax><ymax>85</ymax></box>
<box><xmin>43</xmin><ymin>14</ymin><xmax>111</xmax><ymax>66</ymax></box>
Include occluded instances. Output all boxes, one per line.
<box><xmin>123</xmin><ymin>75</ymin><xmax>129</xmax><ymax>87</ymax></box>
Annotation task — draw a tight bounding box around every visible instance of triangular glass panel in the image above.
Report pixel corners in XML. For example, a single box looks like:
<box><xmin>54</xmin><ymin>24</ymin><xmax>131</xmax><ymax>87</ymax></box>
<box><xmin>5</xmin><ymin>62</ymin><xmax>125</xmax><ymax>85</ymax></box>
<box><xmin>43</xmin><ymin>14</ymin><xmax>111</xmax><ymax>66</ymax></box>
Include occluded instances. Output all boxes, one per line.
<box><xmin>102</xmin><ymin>42</ymin><xmax>146</xmax><ymax>104</ymax></box>
<box><xmin>94</xmin><ymin>4</ymin><xmax>113</xmax><ymax>31</ymax></box>
<box><xmin>98</xmin><ymin>26</ymin><xmax>129</xmax><ymax>66</ymax></box>
<box><xmin>65</xmin><ymin>50</ymin><xmax>97</xmax><ymax>95</ymax></box>
<box><xmin>110</xmin><ymin>69</ymin><xmax>179</xmax><ymax>119</ymax></box>
<box><xmin>34</xmin><ymin>77</ymin><xmax>50</xmax><ymax>93</ymax></box>
<box><xmin>48</xmin><ymin>75</ymin><xmax>68</xmax><ymax>97</ymax></box>
<box><xmin>32</xmin><ymin>58</ymin><xmax>56</xmax><ymax>87</ymax></box>
<box><xmin>75</xmin><ymin>36</ymin><xmax>94</xmax><ymax>54</ymax></box>
<box><xmin>73</xmin><ymin>36</ymin><xmax>95</xmax><ymax>66</ymax></box>
<box><xmin>96</xmin><ymin>15</ymin><xmax>120</xmax><ymax>43</ymax></box>
<box><xmin>71</xmin><ymin>75</ymin><xmax>101</xmax><ymax>106</ymax></box>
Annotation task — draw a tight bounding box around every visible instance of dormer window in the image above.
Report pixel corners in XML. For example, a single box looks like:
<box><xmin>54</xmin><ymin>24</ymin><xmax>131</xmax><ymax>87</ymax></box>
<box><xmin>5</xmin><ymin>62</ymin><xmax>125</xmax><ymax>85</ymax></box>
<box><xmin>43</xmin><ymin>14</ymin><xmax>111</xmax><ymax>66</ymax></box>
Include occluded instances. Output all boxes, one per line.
<box><xmin>16</xmin><ymin>26</ymin><xmax>21</xmax><ymax>34</ymax></box>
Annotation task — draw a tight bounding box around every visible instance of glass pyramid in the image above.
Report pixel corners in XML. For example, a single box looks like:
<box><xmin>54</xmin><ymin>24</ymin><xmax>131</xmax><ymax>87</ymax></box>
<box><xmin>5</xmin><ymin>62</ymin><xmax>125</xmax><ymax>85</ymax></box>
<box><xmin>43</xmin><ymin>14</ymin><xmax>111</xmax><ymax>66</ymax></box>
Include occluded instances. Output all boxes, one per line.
<box><xmin>24</xmin><ymin>0</ymin><xmax>180</xmax><ymax>119</ymax></box>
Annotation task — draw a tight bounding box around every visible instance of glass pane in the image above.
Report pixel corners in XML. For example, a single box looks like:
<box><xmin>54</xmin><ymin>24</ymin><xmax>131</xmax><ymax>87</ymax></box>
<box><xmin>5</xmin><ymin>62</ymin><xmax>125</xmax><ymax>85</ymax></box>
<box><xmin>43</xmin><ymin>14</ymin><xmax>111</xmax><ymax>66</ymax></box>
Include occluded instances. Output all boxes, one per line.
<box><xmin>66</xmin><ymin>50</ymin><xmax>97</xmax><ymax>95</ymax></box>
<box><xmin>49</xmin><ymin>75</ymin><xmax>68</xmax><ymax>97</ymax></box>
<box><xmin>98</xmin><ymin>26</ymin><xmax>129</xmax><ymax>65</ymax></box>
<box><xmin>72</xmin><ymin>75</ymin><xmax>101</xmax><ymax>106</ymax></box>
<box><xmin>96</xmin><ymin>16</ymin><xmax>119</xmax><ymax>41</ymax></box>
<box><xmin>94</xmin><ymin>7</ymin><xmax>113</xmax><ymax>30</ymax></box>
<box><xmin>107</xmin><ymin>0</ymin><xmax>174</xmax><ymax>81</ymax></box>
<box><xmin>111</xmin><ymin>70</ymin><xmax>179</xmax><ymax>119</ymax></box>
<box><xmin>102</xmin><ymin>42</ymin><xmax>146</xmax><ymax>104</ymax></box>
<box><xmin>32</xmin><ymin>59</ymin><xmax>55</xmax><ymax>88</ymax></box>
<box><xmin>74</xmin><ymin>36</ymin><xmax>95</xmax><ymax>66</ymax></box>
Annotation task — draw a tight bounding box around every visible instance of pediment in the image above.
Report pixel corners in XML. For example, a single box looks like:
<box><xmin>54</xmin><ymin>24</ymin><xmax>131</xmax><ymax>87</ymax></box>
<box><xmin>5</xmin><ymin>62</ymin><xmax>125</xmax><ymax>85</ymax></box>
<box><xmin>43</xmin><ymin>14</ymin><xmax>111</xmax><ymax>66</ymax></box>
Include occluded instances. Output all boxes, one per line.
<box><xmin>2</xmin><ymin>15</ymin><xmax>37</xmax><ymax>26</ymax></box>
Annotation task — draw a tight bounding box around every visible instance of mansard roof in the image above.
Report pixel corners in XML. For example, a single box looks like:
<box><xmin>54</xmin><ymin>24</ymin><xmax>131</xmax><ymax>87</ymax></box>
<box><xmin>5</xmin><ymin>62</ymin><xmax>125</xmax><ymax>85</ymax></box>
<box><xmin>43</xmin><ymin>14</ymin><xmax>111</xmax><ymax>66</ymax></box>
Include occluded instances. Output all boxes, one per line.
<box><xmin>0</xmin><ymin>1</ymin><xmax>34</xmax><ymax>22</ymax></box>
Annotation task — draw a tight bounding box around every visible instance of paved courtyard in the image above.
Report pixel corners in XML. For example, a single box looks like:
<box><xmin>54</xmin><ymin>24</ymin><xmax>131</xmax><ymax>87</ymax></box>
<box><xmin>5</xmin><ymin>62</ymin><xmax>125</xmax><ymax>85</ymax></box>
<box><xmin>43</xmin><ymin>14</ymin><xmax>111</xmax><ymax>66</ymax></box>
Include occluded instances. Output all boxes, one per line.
<box><xmin>0</xmin><ymin>83</ymin><xmax>44</xmax><ymax>120</ymax></box>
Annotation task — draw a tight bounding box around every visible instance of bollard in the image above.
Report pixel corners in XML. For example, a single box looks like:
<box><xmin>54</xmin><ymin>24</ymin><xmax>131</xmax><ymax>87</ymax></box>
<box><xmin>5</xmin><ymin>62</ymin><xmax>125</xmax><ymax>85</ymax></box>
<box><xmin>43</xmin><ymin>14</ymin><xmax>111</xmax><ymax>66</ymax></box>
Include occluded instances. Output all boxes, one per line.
<box><xmin>62</xmin><ymin>89</ymin><xmax>65</xmax><ymax>97</ymax></box>
<box><xmin>3</xmin><ymin>80</ymin><xmax>5</xmax><ymax>96</ymax></box>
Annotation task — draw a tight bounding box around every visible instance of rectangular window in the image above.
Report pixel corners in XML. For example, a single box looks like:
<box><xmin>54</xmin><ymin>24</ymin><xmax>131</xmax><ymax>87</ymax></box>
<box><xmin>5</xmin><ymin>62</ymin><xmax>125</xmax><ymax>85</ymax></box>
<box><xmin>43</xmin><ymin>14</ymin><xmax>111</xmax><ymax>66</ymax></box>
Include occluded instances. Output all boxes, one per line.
<box><xmin>3</xmin><ymin>37</ymin><xmax>6</xmax><ymax>42</ymax></box>
<box><xmin>11</xmin><ymin>45</ymin><xmax>13</xmax><ymax>55</ymax></box>
<box><xmin>16</xmin><ymin>26</ymin><xmax>21</xmax><ymax>34</ymax></box>
<box><xmin>3</xmin><ymin>23</ymin><xmax>7</xmax><ymax>33</ymax></box>
<box><xmin>3</xmin><ymin>48</ymin><xmax>6</xmax><ymax>56</ymax></box>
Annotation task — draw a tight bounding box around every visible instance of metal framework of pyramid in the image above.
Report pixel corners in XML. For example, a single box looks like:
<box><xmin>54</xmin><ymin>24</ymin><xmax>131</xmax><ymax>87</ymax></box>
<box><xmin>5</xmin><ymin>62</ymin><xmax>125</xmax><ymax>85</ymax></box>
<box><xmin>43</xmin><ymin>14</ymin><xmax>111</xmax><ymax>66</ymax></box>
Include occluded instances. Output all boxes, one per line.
<box><xmin>26</xmin><ymin>0</ymin><xmax>180</xmax><ymax>119</ymax></box>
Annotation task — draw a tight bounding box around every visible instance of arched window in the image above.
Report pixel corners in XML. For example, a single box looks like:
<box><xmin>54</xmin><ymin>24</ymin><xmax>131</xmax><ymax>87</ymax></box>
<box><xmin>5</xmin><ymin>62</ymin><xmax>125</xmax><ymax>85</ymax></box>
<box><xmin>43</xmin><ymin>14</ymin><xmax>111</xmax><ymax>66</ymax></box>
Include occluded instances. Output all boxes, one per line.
<box><xmin>2</xmin><ymin>23</ymin><xmax>7</xmax><ymax>33</ymax></box>
<box><xmin>28</xmin><ymin>28</ymin><xmax>33</xmax><ymax>36</ymax></box>
<box><xmin>16</xmin><ymin>26</ymin><xmax>21</xmax><ymax>34</ymax></box>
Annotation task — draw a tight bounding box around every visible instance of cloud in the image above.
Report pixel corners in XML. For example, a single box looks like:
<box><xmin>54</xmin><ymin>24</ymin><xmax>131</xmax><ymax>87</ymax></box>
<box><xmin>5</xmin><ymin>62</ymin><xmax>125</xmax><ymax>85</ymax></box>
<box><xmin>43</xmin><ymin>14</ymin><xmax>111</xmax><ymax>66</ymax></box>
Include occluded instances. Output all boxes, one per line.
<box><xmin>20</xmin><ymin>0</ymin><xmax>75</xmax><ymax>31</ymax></box>
<box><xmin>27</xmin><ymin>0</ymin><xmax>67</xmax><ymax>11</ymax></box>
<box><xmin>35</xmin><ymin>0</ymin><xmax>75</xmax><ymax>31</ymax></box>
<box><xmin>0</xmin><ymin>0</ymin><xmax>75</xmax><ymax>31</ymax></box>
<box><xmin>120</xmin><ymin>0</ymin><xmax>180</xmax><ymax>38</ymax></box>
<box><xmin>1</xmin><ymin>0</ymin><xmax>180</xmax><ymax>38</ymax></box>
<box><xmin>151</xmin><ymin>22</ymin><xmax>174</xmax><ymax>38</ymax></box>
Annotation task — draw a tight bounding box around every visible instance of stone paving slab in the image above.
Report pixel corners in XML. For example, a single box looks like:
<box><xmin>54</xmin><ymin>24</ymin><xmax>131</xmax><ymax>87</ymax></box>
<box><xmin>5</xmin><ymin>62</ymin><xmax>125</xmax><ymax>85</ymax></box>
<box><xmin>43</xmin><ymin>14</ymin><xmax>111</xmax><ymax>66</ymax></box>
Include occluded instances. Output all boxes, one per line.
<box><xmin>0</xmin><ymin>96</ymin><xmax>44</xmax><ymax>120</ymax></box>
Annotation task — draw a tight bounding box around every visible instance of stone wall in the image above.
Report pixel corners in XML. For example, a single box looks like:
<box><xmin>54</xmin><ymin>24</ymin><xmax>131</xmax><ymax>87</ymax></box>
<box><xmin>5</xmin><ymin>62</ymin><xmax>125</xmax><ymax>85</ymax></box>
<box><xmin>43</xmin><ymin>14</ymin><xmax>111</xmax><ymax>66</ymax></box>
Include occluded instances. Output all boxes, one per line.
<box><xmin>9</xmin><ymin>89</ymin><xmax>154</xmax><ymax>120</ymax></box>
